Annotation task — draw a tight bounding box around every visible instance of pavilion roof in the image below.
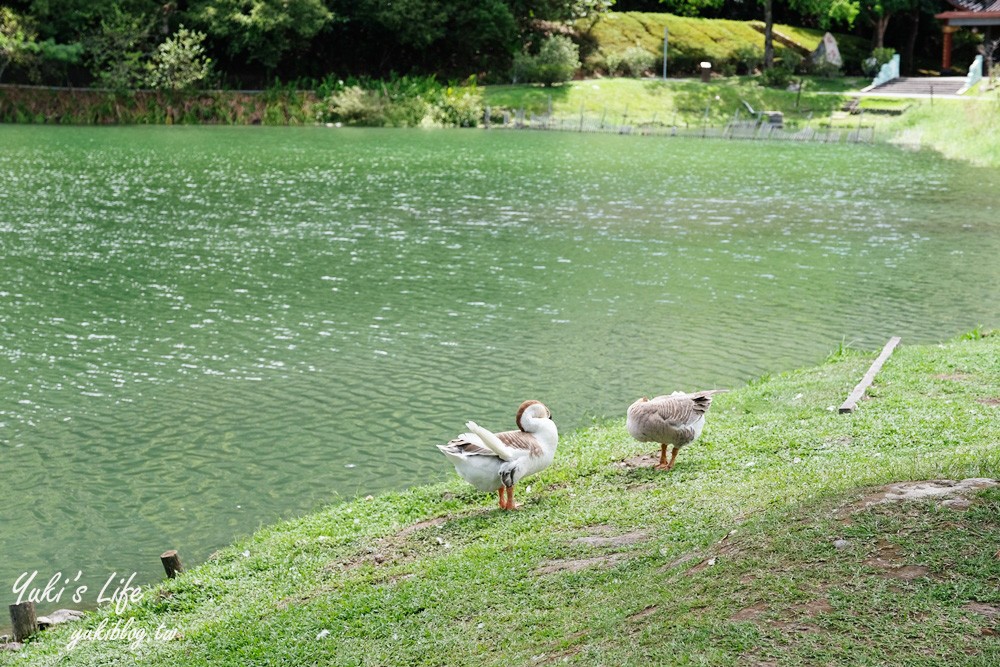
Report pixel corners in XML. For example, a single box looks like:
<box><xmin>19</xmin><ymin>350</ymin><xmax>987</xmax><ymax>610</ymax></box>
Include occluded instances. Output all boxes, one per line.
<box><xmin>943</xmin><ymin>0</ymin><xmax>1000</xmax><ymax>10</ymax></box>
<box><xmin>937</xmin><ymin>0</ymin><xmax>1000</xmax><ymax>21</ymax></box>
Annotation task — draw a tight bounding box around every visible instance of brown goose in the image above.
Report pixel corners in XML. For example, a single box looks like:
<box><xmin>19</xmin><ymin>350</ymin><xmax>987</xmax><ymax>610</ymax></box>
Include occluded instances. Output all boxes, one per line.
<box><xmin>437</xmin><ymin>400</ymin><xmax>558</xmax><ymax>510</ymax></box>
<box><xmin>626</xmin><ymin>390</ymin><xmax>726</xmax><ymax>471</ymax></box>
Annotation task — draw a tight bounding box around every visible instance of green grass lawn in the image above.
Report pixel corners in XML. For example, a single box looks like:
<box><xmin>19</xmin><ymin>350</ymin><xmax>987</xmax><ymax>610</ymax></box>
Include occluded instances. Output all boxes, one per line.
<box><xmin>484</xmin><ymin>76</ymin><xmax>861</xmax><ymax>128</ymax></box>
<box><xmin>574</xmin><ymin>12</ymin><xmax>869</xmax><ymax>75</ymax></box>
<box><xmin>4</xmin><ymin>332</ymin><xmax>998</xmax><ymax>665</ymax></box>
<box><xmin>483</xmin><ymin>77</ymin><xmax>1000</xmax><ymax>168</ymax></box>
<box><xmin>887</xmin><ymin>96</ymin><xmax>1000</xmax><ymax>168</ymax></box>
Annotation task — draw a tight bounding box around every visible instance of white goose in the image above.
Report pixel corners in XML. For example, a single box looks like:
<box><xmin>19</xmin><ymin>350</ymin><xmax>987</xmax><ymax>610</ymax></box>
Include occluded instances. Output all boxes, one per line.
<box><xmin>626</xmin><ymin>390</ymin><xmax>726</xmax><ymax>471</ymax></box>
<box><xmin>437</xmin><ymin>400</ymin><xmax>558</xmax><ymax>510</ymax></box>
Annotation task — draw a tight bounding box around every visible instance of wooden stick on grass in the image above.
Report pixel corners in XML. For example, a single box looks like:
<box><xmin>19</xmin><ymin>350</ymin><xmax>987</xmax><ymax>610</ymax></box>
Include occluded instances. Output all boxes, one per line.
<box><xmin>839</xmin><ymin>337</ymin><xmax>902</xmax><ymax>414</ymax></box>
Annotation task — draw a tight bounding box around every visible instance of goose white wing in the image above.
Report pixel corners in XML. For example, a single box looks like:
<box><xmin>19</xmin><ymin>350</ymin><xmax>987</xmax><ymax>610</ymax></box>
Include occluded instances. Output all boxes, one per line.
<box><xmin>464</xmin><ymin>421</ymin><xmax>517</xmax><ymax>461</ymax></box>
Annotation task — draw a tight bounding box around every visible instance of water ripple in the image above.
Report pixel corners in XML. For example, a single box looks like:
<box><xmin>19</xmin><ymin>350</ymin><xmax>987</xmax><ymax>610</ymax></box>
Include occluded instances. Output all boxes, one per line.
<box><xmin>1</xmin><ymin>127</ymin><xmax>998</xmax><ymax>619</ymax></box>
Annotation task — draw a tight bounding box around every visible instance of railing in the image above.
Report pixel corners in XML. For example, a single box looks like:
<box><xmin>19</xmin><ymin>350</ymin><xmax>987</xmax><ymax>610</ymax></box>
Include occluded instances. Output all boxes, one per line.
<box><xmin>868</xmin><ymin>54</ymin><xmax>901</xmax><ymax>89</ymax></box>
<box><xmin>958</xmin><ymin>55</ymin><xmax>984</xmax><ymax>94</ymax></box>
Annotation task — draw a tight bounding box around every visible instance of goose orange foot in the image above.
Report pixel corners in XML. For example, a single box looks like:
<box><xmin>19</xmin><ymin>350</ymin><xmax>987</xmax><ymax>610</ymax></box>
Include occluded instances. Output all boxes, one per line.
<box><xmin>654</xmin><ymin>445</ymin><xmax>680</xmax><ymax>471</ymax></box>
<box><xmin>500</xmin><ymin>486</ymin><xmax>521</xmax><ymax>510</ymax></box>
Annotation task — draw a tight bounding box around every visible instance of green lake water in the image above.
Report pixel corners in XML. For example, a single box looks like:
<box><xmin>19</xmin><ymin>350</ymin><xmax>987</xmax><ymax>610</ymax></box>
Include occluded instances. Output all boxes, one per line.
<box><xmin>1</xmin><ymin>126</ymin><xmax>998</xmax><ymax>618</ymax></box>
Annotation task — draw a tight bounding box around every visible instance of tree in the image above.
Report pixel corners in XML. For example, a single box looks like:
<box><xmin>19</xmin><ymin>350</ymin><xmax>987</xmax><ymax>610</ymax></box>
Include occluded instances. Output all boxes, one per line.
<box><xmin>85</xmin><ymin>8</ymin><xmax>153</xmax><ymax>90</ymax></box>
<box><xmin>507</xmin><ymin>0</ymin><xmax>615</xmax><ymax>29</ymax></box>
<box><xmin>1</xmin><ymin>7</ymin><xmax>82</xmax><ymax>83</ymax></box>
<box><xmin>760</xmin><ymin>0</ymin><xmax>859</xmax><ymax>69</ymax></box>
<box><xmin>13</xmin><ymin>1</ymin><xmax>165</xmax><ymax>42</ymax></box>
<box><xmin>146</xmin><ymin>26</ymin><xmax>213</xmax><ymax>91</ymax></box>
<box><xmin>513</xmin><ymin>33</ymin><xmax>580</xmax><ymax>85</ymax></box>
<box><xmin>0</xmin><ymin>8</ymin><xmax>37</xmax><ymax>82</ymax></box>
<box><xmin>861</xmin><ymin>0</ymin><xmax>911</xmax><ymax>49</ymax></box>
<box><xmin>326</xmin><ymin>0</ymin><xmax>519</xmax><ymax>76</ymax></box>
<box><xmin>762</xmin><ymin>0</ymin><xmax>775</xmax><ymax>70</ymax></box>
<box><xmin>656</xmin><ymin>0</ymin><xmax>724</xmax><ymax>18</ymax></box>
<box><xmin>187</xmin><ymin>0</ymin><xmax>332</xmax><ymax>71</ymax></box>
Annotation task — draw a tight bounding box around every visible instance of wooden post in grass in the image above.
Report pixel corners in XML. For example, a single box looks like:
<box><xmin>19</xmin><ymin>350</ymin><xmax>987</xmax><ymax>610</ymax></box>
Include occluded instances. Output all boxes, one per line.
<box><xmin>160</xmin><ymin>550</ymin><xmax>184</xmax><ymax>579</ymax></box>
<box><xmin>9</xmin><ymin>601</ymin><xmax>37</xmax><ymax>642</ymax></box>
<box><xmin>839</xmin><ymin>337</ymin><xmax>901</xmax><ymax>413</ymax></box>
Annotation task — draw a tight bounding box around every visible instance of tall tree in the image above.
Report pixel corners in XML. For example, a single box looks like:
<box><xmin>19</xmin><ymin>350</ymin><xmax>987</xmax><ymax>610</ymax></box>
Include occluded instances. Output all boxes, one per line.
<box><xmin>85</xmin><ymin>7</ymin><xmax>153</xmax><ymax>90</ymax></box>
<box><xmin>762</xmin><ymin>0</ymin><xmax>775</xmax><ymax>68</ymax></box>
<box><xmin>507</xmin><ymin>0</ymin><xmax>615</xmax><ymax>29</ymax></box>
<box><xmin>1</xmin><ymin>6</ymin><xmax>82</xmax><ymax>83</ymax></box>
<box><xmin>0</xmin><ymin>7</ymin><xmax>35</xmax><ymax>82</ymax></box>
<box><xmin>861</xmin><ymin>0</ymin><xmax>912</xmax><ymax>49</ymax></box>
<box><xmin>186</xmin><ymin>0</ymin><xmax>332</xmax><ymax>71</ymax></box>
<box><xmin>761</xmin><ymin>0</ymin><xmax>859</xmax><ymax>68</ymax></box>
<box><xmin>657</xmin><ymin>0</ymin><xmax>724</xmax><ymax>17</ymax></box>
<box><xmin>12</xmin><ymin>0</ymin><xmax>163</xmax><ymax>42</ymax></box>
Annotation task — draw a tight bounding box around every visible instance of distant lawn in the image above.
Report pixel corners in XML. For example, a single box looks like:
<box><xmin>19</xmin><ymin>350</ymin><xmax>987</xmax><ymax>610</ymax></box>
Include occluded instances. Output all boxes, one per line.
<box><xmin>484</xmin><ymin>77</ymin><xmax>858</xmax><ymax>127</ymax></box>
<box><xmin>484</xmin><ymin>76</ymin><xmax>1000</xmax><ymax>169</ymax></box>
<box><xmin>887</xmin><ymin>95</ymin><xmax>1000</xmax><ymax>168</ymax></box>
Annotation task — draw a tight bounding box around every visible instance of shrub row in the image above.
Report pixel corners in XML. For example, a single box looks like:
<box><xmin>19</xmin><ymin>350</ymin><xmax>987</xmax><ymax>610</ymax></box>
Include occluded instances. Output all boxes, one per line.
<box><xmin>0</xmin><ymin>85</ymin><xmax>317</xmax><ymax>125</ymax></box>
<box><xmin>0</xmin><ymin>77</ymin><xmax>484</xmax><ymax>127</ymax></box>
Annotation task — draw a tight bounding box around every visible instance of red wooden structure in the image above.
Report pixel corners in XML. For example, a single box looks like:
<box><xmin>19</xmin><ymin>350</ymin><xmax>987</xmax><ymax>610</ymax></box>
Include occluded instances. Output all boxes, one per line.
<box><xmin>936</xmin><ymin>0</ymin><xmax>1000</xmax><ymax>70</ymax></box>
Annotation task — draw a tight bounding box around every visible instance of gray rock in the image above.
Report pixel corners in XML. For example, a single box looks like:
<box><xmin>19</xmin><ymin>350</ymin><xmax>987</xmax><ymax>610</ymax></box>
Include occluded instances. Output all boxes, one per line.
<box><xmin>833</xmin><ymin>539</ymin><xmax>850</xmax><ymax>550</ymax></box>
<box><xmin>36</xmin><ymin>609</ymin><xmax>84</xmax><ymax>630</ymax></box>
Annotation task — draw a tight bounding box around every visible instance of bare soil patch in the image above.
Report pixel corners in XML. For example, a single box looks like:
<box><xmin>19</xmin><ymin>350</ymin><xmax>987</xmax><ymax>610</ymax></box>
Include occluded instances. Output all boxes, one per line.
<box><xmin>731</xmin><ymin>603</ymin><xmax>769</xmax><ymax>621</ymax></box>
<box><xmin>534</xmin><ymin>555</ymin><xmax>625</xmax><ymax>575</ymax></box>
<box><xmin>962</xmin><ymin>602</ymin><xmax>1000</xmax><ymax>620</ymax></box>
<box><xmin>572</xmin><ymin>530</ymin><xmax>649</xmax><ymax>548</ymax></box>
<box><xmin>629</xmin><ymin>605</ymin><xmax>658</xmax><ymax>622</ymax></box>
<box><xmin>839</xmin><ymin>478</ymin><xmax>998</xmax><ymax>516</ymax></box>
<box><xmin>616</xmin><ymin>453</ymin><xmax>661</xmax><ymax>469</ymax></box>
<box><xmin>396</xmin><ymin>516</ymin><xmax>447</xmax><ymax>538</ymax></box>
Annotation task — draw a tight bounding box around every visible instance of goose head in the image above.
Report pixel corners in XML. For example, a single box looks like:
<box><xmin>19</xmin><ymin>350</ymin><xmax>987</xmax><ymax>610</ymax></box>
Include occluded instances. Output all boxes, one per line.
<box><xmin>516</xmin><ymin>400</ymin><xmax>552</xmax><ymax>432</ymax></box>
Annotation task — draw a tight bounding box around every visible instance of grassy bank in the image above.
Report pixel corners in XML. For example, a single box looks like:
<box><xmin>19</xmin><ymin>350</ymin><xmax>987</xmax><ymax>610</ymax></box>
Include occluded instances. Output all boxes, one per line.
<box><xmin>575</xmin><ymin>13</ymin><xmax>869</xmax><ymax>75</ymax></box>
<box><xmin>887</xmin><ymin>96</ymin><xmax>1000</xmax><ymax>169</ymax></box>
<box><xmin>3</xmin><ymin>333</ymin><xmax>998</xmax><ymax>665</ymax></box>
<box><xmin>483</xmin><ymin>75</ymin><xmax>861</xmax><ymax>128</ymax></box>
<box><xmin>484</xmin><ymin>77</ymin><xmax>1000</xmax><ymax>170</ymax></box>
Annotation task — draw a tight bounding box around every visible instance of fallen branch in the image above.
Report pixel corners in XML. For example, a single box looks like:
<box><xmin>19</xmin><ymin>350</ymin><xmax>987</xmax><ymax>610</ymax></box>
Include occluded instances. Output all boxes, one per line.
<box><xmin>839</xmin><ymin>337</ymin><xmax>901</xmax><ymax>413</ymax></box>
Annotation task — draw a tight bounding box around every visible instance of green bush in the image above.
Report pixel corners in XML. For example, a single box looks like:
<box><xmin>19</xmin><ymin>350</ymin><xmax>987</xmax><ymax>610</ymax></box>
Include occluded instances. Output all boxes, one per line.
<box><xmin>320</xmin><ymin>86</ymin><xmax>384</xmax><ymax>125</ymax></box>
<box><xmin>603</xmin><ymin>51</ymin><xmax>624</xmax><ymax>76</ymax></box>
<box><xmin>759</xmin><ymin>65</ymin><xmax>792</xmax><ymax>88</ymax></box>
<box><xmin>777</xmin><ymin>48</ymin><xmax>803</xmax><ymax>73</ymax></box>
<box><xmin>145</xmin><ymin>26</ymin><xmax>213</xmax><ymax>91</ymax></box>
<box><xmin>513</xmin><ymin>35</ymin><xmax>580</xmax><ymax>86</ymax></box>
<box><xmin>810</xmin><ymin>61</ymin><xmax>843</xmax><ymax>78</ymax></box>
<box><xmin>316</xmin><ymin>75</ymin><xmax>481</xmax><ymax>128</ymax></box>
<box><xmin>862</xmin><ymin>47</ymin><xmax>895</xmax><ymax>77</ymax></box>
<box><xmin>732</xmin><ymin>44</ymin><xmax>762</xmax><ymax>74</ymax></box>
<box><xmin>620</xmin><ymin>46</ymin><xmax>656</xmax><ymax>77</ymax></box>
<box><xmin>431</xmin><ymin>78</ymin><xmax>483</xmax><ymax>127</ymax></box>
<box><xmin>603</xmin><ymin>47</ymin><xmax>656</xmax><ymax>77</ymax></box>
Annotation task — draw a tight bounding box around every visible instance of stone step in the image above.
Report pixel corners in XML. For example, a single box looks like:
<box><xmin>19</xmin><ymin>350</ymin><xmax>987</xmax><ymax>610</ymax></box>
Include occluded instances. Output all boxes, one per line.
<box><xmin>872</xmin><ymin>77</ymin><xmax>967</xmax><ymax>95</ymax></box>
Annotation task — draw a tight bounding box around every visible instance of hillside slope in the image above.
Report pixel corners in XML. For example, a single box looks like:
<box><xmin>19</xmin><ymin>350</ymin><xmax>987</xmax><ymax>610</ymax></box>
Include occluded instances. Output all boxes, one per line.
<box><xmin>575</xmin><ymin>12</ymin><xmax>869</xmax><ymax>75</ymax></box>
